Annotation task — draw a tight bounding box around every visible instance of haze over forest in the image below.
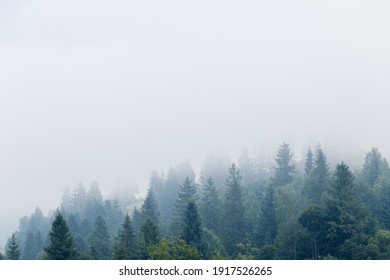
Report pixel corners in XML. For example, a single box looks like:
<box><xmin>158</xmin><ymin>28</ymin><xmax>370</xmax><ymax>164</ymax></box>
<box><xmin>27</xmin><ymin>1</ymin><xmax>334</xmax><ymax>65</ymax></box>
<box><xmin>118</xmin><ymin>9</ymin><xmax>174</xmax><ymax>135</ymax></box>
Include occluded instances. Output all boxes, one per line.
<box><xmin>1</xmin><ymin>0</ymin><xmax>389</xmax><ymax>251</ymax></box>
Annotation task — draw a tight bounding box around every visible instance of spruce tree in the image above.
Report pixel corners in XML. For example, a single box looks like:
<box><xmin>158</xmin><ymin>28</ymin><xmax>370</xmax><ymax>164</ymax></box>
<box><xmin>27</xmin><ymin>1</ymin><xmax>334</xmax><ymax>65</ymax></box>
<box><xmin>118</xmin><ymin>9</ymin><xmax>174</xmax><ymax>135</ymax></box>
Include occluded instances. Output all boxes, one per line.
<box><xmin>305</xmin><ymin>146</ymin><xmax>330</xmax><ymax>204</ymax></box>
<box><xmin>199</xmin><ymin>177</ymin><xmax>221</xmax><ymax>234</ymax></box>
<box><xmin>305</xmin><ymin>148</ymin><xmax>314</xmax><ymax>176</ymax></box>
<box><xmin>6</xmin><ymin>233</ymin><xmax>21</xmax><ymax>260</ymax></box>
<box><xmin>90</xmin><ymin>216</ymin><xmax>111</xmax><ymax>259</ymax></box>
<box><xmin>272</xmin><ymin>142</ymin><xmax>295</xmax><ymax>187</ymax></box>
<box><xmin>112</xmin><ymin>214</ymin><xmax>136</xmax><ymax>259</ymax></box>
<box><xmin>141</xmin><ymin>219</ymin><xmax>160</xmax><ymax>247</ymax></box>
<box><xmin>141</xmin><ymin>187</ymin><xmax>159</xmax><ymax>225</ymax></box>
<box><xmin>362</xmin><ymin>147</ymin><xmax>388</xmax><ymax>187</ymax></box>
<box><xmin>44</xmin><ymin>212</ymin><xmax>77</xmax><ymax>260</ymax></box>
<box><xmin>182</xmin><ymin>200</ymin><xmax>203</xmax><ymax>255</ymax></box>
<box><xmin>323</xmin><ymin>162</ymin><xmax>370</xmax><ymax>258</ymax></box>
<box><xmin>222</xmin><ymin>163</ymin><xmax>245</xmax><ymax>256</ymax></box>
<box><xmin>257</xmin><ymin>186</ymin><xmax>277</xmax><ymax>246</ymax></box>
<box><xmin>170</xmin><ymin>177</ymin><xmax>198</xmax><ymax>236</ymax></box>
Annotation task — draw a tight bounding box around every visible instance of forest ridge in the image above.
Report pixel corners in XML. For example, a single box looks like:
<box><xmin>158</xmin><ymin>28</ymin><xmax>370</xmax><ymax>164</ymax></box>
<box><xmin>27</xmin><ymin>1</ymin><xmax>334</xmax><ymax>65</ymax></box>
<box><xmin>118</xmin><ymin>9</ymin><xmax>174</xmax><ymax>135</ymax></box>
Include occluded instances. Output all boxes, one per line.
<box><xmin>2</xmin><ymin>143</ymin><xmax>390</xmax><ymax>260</ymax></box>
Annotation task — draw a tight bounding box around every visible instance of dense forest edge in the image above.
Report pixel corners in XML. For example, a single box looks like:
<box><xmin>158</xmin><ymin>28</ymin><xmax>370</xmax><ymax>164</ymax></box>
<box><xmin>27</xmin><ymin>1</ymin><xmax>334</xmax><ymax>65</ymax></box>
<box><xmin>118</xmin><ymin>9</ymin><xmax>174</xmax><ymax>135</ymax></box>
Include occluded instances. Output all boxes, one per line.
<box><xmin>2</xmin><ymin>143</ymin><xmax>390</xmax><ymax>260</ymax></box>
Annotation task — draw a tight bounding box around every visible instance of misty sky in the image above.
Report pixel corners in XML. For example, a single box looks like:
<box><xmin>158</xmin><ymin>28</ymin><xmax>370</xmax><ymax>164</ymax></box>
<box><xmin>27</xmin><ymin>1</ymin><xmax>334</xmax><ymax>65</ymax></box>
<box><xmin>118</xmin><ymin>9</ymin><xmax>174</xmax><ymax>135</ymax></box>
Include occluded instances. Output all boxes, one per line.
<box><xmin>1</xmin><ymin>0</ymin><xmax>390</xmax><ymax>246</ymax></box>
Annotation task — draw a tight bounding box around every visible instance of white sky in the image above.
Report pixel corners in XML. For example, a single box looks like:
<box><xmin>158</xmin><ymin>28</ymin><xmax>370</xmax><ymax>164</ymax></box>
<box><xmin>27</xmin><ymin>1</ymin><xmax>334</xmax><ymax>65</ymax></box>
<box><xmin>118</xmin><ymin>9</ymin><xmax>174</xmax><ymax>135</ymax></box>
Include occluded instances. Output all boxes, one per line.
<box><xmin>1</xmin><ymin>0</ymin><xmax>390</xmax><ymax>245</ymax></box>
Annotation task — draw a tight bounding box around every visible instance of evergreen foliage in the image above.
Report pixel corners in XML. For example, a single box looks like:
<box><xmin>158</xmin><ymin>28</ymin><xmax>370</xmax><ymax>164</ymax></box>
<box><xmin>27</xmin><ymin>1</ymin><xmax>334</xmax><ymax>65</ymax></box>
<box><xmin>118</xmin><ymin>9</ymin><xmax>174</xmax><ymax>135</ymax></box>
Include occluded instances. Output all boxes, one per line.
<box><xmin>6</xmin><ymin>233</ymin><xmax>21</xmax><ymax>260</ymax></box>
<box><xmin>44</xmin><ymin>212</ymin><xmax>78</xmax><ymax>260</ymax></box>
<box><xmin>112</xmin><ymin>214</ymin><xmax>136</xmax><ymax>260</ymax></box>
<box><xmin>222</xmin><ymin>163</ymin><xmax>246</xmax><ymax>256</ymax></box>
<box><xmin>89</xmin><ymin>216</ymin><xmax>111</xmax><ymax>260</ymax></box>
<box><xmin>272</xmin><ymin>142</ymin><xmax>295</xmax><ymax>187</ymax></box>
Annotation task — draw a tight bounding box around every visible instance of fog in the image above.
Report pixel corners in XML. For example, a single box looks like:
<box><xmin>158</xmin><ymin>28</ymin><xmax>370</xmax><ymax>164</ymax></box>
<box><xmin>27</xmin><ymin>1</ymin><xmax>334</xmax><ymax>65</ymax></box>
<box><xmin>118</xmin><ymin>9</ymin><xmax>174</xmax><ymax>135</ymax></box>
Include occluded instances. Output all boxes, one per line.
<box><xmin>1</xmin><ymin>0</ymin><xmax>389</xmax><ymax>246</ymax></box>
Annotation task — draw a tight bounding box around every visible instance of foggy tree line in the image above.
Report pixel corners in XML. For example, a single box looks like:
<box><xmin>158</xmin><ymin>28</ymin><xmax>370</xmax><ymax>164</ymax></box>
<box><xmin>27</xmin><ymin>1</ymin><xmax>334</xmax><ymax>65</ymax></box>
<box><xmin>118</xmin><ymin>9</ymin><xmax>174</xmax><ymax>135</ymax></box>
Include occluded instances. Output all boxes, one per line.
<box><xmin>2</xmin><ymin>143</ymin><xmax>390</xmax><ymax>260</ymax></box>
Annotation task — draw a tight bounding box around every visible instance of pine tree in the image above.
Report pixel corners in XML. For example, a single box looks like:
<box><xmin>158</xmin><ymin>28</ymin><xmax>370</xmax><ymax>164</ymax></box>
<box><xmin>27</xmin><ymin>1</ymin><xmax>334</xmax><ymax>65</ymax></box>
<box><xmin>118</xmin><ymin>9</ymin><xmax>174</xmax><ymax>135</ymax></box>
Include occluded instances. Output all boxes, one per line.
<box><xmin>6</xmin><ymin>233</ymin><xmax>21</xmax><ymax>260</ymax></box>
<box><xmin>272</xmin><ymin>142</ymin><xmax>295</xmax><ymax>187</ymax></box>
<box><xmin>44</xmin><ymin>212</ymin><xmax>78</xmax><ymax>260</ymax></box>
<box><xmin>141</xmin><ymin>219</ymin><xmax>160</xmax><ymax>247</ymax></box>
<box><xmin>222</xmin><ymin>163</ymin><xmax>246</xmax><ymax>256</ymax></box>
<box><xmin>141</xmin><ymin>187</ymin><xmax>159</xmax><ymax>225</ymax></box>
<box><xmin>112</xmin><ymin>214</ymin><xmax>136</xmax><ymax>259</ymax></box>
<box><xmin>182</xmin><ymin>200</ymin><xmax>203</xmax><ymax>255</ymax></box>
<box><xmin>362</xmin><ymin>148</ymin><xmax>388</xmax><ymax>187</ymax></box>
<box><xmin>305</xmin><ymin>148</ymin><xmax>314</xmax><ymax>176</ymax></box>
<box><xmin>323</xmin><ymin>162</ymin><xmax>371</xmax><ymax>259</ymax></box>
<box><xmin>305</xmin><ymin>146</ymin><xmax>330</xmax><ymax>204</ymax></box>
<box><xmin>90</xmin><ymin>216</ymin><xmax>111</xmax><ymax>259</ymax></box>
<box><xmin>199</xmin><ymin>177</ymin><xmax>221</xmax><ymax>235</ymax></box>
<box><xmin>257</xmin><ymin>186</ymin><xmax>277</xmax><ymax>246</ymax></box>
<box><xmin>170</xmin><ymin>177</ymin><xmax>198</xmax><ymax>236</ymax></box>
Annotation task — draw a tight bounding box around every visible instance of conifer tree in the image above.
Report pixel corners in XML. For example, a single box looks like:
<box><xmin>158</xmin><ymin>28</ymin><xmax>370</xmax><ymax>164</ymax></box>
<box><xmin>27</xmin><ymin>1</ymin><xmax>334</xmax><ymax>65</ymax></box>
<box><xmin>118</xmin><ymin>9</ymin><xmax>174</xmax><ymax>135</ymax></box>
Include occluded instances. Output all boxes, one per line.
<box><xmin>272</xmin><ymin>143</ymin><xmax>295</xmax><ymax>187</ymax></box>
<box><xmin>199</xmin><ymin>177</ymin><xmax>221</xmax><ymax>234</ymax></box>
<box><xmin>141</xmin><ymin>219</ymin><xmax>160</xmax><ymax>247</ymax></box>
<box><xmin>141</xmin><ymin>187</ymin><xmax>159</xmax><ymax>225</ymax></box>
<box><xmin>170</xmin><ymin>177</ymin><xmax>198</xmax><ymax>236</ymax></box>
<box><xmin>257</xmin><ymin>186</ymin><xmax>277</xmax><ymax>246</ymax></box>
<box><xmin>44</xmin><ymin>212</ymin><xmax>78</xmax><ymax>260</ymax></box>
<box><xmin>112</xmin><ymin>214</ymin><xmax>136</xmax><ymax>259</ymax></box>
<box><xmin>222</xmin><ymin>163</ymin><xmax>245</xmax><ymax>256</ymax></box>
<box><xmin>6</xmin><ymin>233</ymin><xmax>21</xmax><ymax>260</ymax></box>
<box><xmin>305</xmin><ymin>148</ymin><xmax>314</xmax><ymax>176</ymax></box>
<box><xmin>182</xmin><ymin>200</ymin><xmax>203</xmax><ymax>255</ymax></box>
<box><xmin>90</xmin><ymin>216</ymin><xmax>111</xmax><ymax>259</ymax></box>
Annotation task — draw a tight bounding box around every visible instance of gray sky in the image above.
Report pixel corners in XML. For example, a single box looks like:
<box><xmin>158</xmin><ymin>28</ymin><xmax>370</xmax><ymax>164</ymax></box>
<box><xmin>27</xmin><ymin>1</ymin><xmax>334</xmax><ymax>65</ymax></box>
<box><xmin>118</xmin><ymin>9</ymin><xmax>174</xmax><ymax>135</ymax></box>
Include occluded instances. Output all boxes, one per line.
<box><xmin>1</xmin><ymin>0</ymin><xmax>389</xmax><ymax>245</ymax></box>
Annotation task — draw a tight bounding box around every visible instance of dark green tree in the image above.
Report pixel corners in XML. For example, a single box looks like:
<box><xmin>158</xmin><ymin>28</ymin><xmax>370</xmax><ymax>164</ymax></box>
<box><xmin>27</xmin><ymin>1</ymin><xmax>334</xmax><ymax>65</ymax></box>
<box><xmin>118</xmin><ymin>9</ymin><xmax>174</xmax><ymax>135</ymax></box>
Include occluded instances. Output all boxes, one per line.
<box><xmin>141</xmin><ymin>187</ymin><xmax>159</xmax><ymax>225</ymax></box>
<box><xmin>378</xmin><ymin>183</ymin><xmax>390</xmax><ymax>229</ymax></box>
<box><xmin>170</xmin><ymin>177</ymin><xmax>198</xmax><ymax>236</ymax></box>
<box><xmin>112</xmin><ymin>214</ymin><xmax>136</xmax><ymax>260</ymax></box>
<box><xmin>305</xmin><ymin>146</ymin><xmax>330</xmax><ymax>204</ymax></box>
<box><xmin>272</xmin><ymin>142</ymin><xmax>295</xmax><ymax>187</ymax></box>
<box><xmin>6</xmin><ymin>233</ymin><xmax>21</xmax><ymax>260</ymax></box>
<box><xmin>222</xmin><ymin>163</ymin><xmax>246</xmax><ymax>256</ymax></box>
<box><xmin>257</xmin><ymin>186</ymin><xmax>277</xmax><ymax>246</ymax></box>
<box><xmin>199</xmin><ymin>177</ymin><xmax>221</xmax><ymax>234</ymax></box>
<box><xmin>89</xmin><ymin>216</ymin><xmax>111</xmax><ymax>259</ymax></box>
<box><xmin>323</xmin><ymin>162</ymin><xmax>371</xmax><ymax>259</ymax></box>
<box><xmin>44</xmin><ymin>212</ymin><xmax>78</xmax><ymax>260</ymax></box>
<box><xmin>141</xmin><ymin>219</ymin><xmax>160</xmax><ymax>247</ymax></box>
<box><xmin>182</xmin><ymin>200</ymin><xmax>203</xmax><ymax>255</ymax></box>
<box><xmin>298</xmin><ymin>205</ymin><xmax>326</xmax><ymax>259</ymax></box>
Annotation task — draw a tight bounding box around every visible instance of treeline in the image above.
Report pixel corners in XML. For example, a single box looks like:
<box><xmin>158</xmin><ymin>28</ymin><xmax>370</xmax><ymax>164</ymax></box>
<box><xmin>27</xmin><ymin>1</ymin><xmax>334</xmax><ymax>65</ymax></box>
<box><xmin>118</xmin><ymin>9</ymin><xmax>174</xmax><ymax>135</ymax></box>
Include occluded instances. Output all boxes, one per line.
<box><xmin>2</xmin><ymin>143</ymin><xmax>390</xmax><ymax>260</ymax></box>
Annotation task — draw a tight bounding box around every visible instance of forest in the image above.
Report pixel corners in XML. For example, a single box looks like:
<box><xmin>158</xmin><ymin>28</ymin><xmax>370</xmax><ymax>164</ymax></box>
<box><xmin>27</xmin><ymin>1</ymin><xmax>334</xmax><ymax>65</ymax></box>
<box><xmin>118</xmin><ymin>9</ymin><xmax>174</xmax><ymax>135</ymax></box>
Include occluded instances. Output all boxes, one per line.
<box><xmin>2</xmin><ymin>143</ymin><xmax>390</xmax><ymax>260</ymax></box>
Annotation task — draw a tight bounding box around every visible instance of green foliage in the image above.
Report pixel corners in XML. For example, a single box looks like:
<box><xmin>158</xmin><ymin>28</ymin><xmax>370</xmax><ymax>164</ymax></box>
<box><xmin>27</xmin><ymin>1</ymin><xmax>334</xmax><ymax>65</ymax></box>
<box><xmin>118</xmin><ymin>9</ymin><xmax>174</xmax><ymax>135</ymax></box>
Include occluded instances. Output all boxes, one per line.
<box><xmin>182</xmin><ymin>200</ymin><xmax>204</xmax><ymax>255</ymax></box>
<box><xmin>304</xmin><ymin>146</ymin><xmax>330</xmax><ymax>204</ymax></box>
<box><xmin>89</xmin><ymin>216</ymin><xmax>111</xmax><ymax>259</ymax></box>
<box><xmin>170</xmin><ymin>177</ymin><xmax>198</xmax><ymax>236</ymax></box>
<box><xmin>44</xmin><ymin>212</ymin><xmax>78</xmax><ymax>260</ymax></box>
<box><xmin>147</xmin><ymin>239</ymin><xmax>201</xmax><ymax>260</ymax></box>
<box><xmin>272</xmin><ymin>142</ymin><xmax>295</xmax><ymax>187</ymax></box>
<box><xmin>236</xmin><ymin>239</ymin><xmax>260</xmax><ymax>260</ymax></box>
<box><xmin>257</xmin><ymin>186</ymin><xmax>277</xmax><ymax>246</ymax></box>
<box><xmin>141</xmin><ymin>219</ymin><xmax>160</xmax><ymax>246</ymax></box>
<box><xmin>202</xmin><ymin>228</ymin><xmax>226</xmax><ymax>259</ymax></box>
<box><xmin>222</xmin><ymin>163</ymin><xmax>246</xmax><ymax>256</ymax></box>
<box><xmin>6</xmin><ymin>233</ymin><xmax>21</xmax><ymax>260</ymax></box>
<box><xmin>199</xmin><ymin>177</ymin><xmax>221</xmax><ymax>235</ymax></box>
<box><xmin>112</xmin><ymin>214</ymin><xmax>136</xmax><ymax>260</ymax></box>
<box><xmin>305</xmin><ymin>148</ymin><xmax>314</xmax><ymax>176</ymax></box>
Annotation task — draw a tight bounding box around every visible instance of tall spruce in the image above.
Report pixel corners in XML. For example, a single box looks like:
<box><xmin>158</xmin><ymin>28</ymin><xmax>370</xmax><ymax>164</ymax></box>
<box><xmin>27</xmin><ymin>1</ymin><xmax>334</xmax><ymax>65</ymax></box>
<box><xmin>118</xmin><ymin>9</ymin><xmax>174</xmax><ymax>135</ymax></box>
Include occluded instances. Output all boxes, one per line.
<box><xmin>199</xmin><ymin>177</ymin><xmax>221</xmax><ymax>234</ymax></box>
<box><xmin>305</xmin><ymin>146</ymin><xmax>330</xmax><ymax>204</ymax></box>
<box><xmin>362</xmin><ymin>148</ymin><xmax>388</xmax><ymax>187</ymax></box>
<box><xmin>182</xmin><ymin>200</ymin><xmax>203</xmax><ymax>255</ymax></box>
<box><xmin>6</xmin><ymin>233</ymin><xmax>21</xmax><ymax>260</ymax></box>
<box><xmin>170</xmin><ymin>177</ymin><xmax>198</xmax><ymax>236</ymax></box>
<box><xmin>44</xmin><ymin>212</ymin><xmax>77</xmax><ymax>260</ymax></box>
<box><xmin>222</xmin><ymin>163</ymin><xmax>245</xmax><ymax>256</ymax></box>
<box><xmin>141</xmin><ymin>187</ymin><xmax>159</xmax><ymax>225</ymax></box>
<box><xmin>272</xmin><ymin>142</ymin><xmax>295</xmax><ymax>187</ymax></box>
<box><xmin>141</xmin><ymin>219</ymin><xmax>160</xmax><ymax>247</ymax></box>
<box><xmin>257</xmin><ymin>186</ymin><xmax>277</xmax><ymax>246</ymax></box>
<box><xmin>323</xmin><ymin>162</ymin><xmax>370</xmax><ymax>259</ymax></box>
<box><xmin>90</xmin><ymin>215</ymin><xmax>111</xmax><ymax>259</ymax></box>
<box><xmin>112</xmin><ymin>214</ymin><xmax>136</xmax><ymax>259</ymax></box>
<box><xmin>305</xmin><ymin>148</ymin><xmax>314</xmax><ymax>176</ymax></box>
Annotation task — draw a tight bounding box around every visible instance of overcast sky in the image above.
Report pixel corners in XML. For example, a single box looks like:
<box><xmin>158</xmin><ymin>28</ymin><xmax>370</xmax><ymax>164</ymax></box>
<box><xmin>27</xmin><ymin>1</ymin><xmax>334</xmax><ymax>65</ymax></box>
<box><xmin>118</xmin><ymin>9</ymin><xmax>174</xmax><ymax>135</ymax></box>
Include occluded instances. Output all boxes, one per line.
<box><xmin>1</xmin><ymin>0</ymin><xmax>389</xmax><ymax>246</ymax></box>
